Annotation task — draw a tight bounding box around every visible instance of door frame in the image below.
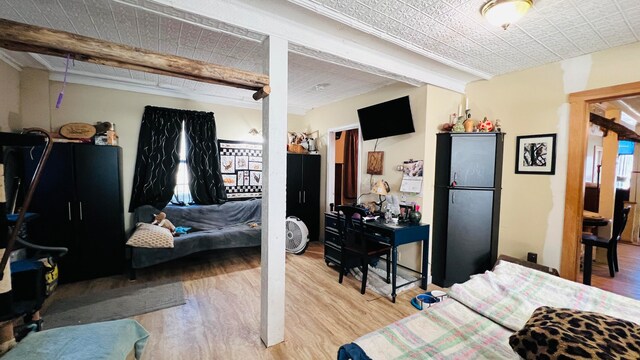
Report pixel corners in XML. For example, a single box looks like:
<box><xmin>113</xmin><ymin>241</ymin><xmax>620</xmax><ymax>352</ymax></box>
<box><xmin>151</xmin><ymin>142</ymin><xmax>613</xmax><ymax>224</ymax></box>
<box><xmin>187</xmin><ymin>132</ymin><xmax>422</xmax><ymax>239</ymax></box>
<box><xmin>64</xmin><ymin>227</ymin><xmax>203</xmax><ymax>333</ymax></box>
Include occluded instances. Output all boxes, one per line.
<box><xmin>561</xmin><ymin>81</ymin><xmax>640</xmax><ymax>280</ymax></box>
<box><xmin>326</xmin><ymin>124</ymin><xmax>363</xmax><ymax>211</ymax></box>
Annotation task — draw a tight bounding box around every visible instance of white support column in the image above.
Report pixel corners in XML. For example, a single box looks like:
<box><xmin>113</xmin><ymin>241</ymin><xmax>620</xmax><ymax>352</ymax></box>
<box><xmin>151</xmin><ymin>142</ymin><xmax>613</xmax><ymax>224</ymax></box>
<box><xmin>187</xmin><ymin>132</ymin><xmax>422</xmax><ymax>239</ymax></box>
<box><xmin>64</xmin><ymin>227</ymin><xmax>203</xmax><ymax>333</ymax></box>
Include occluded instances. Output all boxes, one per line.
<box><xmin>260</xmin><ymin>35</ymin><xmax>288</xmax><ymax>347</ymax></box>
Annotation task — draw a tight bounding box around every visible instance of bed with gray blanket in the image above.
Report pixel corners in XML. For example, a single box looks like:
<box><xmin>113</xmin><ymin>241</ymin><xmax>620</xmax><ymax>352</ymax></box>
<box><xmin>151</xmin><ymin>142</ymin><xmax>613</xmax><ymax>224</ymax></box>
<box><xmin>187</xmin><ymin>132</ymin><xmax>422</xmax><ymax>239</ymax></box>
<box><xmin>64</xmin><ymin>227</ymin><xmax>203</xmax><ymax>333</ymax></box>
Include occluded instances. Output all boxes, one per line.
<box><xmin>129</xmin><ymin>199</ymin><xmax>261</xmax><ymax>275</ymax></box>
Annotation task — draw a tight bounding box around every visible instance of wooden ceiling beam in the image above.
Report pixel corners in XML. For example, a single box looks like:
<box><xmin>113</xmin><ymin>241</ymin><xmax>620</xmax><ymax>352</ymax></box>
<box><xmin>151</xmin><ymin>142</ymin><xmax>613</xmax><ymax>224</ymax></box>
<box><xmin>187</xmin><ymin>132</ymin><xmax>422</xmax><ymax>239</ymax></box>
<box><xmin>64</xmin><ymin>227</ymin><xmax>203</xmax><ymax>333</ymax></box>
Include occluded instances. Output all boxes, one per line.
<box><xmin>590</xmin><ymin>112</ymin><xmax>640</xmax><ymax>142</ymax></box>
<box><xmin>0</xmin><ymin>18</ymin><xmax>270</xmax><ymax>100</ymax></box>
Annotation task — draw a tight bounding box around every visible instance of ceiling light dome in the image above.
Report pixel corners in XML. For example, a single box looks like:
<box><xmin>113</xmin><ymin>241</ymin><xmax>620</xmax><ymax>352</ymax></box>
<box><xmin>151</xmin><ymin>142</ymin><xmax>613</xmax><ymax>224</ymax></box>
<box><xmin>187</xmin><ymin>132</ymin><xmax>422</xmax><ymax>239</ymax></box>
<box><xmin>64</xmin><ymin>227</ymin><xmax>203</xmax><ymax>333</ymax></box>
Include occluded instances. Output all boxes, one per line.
<box><xmin>482</xmin><ymin>0</ymin><xmax>533</xmax><ymax>30</ymax></box>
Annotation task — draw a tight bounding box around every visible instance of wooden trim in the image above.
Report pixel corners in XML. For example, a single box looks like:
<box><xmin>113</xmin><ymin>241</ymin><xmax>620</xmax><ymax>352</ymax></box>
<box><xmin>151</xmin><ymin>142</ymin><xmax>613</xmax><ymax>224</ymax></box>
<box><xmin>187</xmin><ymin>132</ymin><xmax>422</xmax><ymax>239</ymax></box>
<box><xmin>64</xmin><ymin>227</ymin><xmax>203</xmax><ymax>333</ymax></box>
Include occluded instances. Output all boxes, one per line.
<box><xmin>569</xmin><ymin>81</ymin><xmax>640</xmax><ymax>102</ymax></box>
<box><xmin>561</xmin><ymin>81</ymin><xmax>640</xmax><ymax>280</ymax></box>
<box><xmin>561</xmin><ymin>99</ymin><xmax>589</xmax><ymax>280</ymax></box>
<box><xmin>0</xmin><ymin>18</ymin><xmax>269</xmax><ymax>99</ymax></box>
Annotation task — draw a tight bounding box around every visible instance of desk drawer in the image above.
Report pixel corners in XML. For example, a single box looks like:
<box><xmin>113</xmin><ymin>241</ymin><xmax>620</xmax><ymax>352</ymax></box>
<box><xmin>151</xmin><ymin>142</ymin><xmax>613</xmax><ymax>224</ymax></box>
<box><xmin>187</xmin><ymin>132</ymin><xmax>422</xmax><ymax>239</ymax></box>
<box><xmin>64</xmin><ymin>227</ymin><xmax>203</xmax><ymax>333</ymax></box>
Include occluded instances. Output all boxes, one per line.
<box><xmin>324</xmin><ymin>242</ymin><xmax>341</xmax><ymax>265</ymax></box>
<box><xmin>325</xmin><ymin>213</ymin><xmax>340</xmax><ymax>230</ymax></box>
<box><xmin>325</xmin><ymin>227</ymin><xmax>339</xmax><ymax>241</ymax></box>
<box><xmin>364</xmin><ymin>230</ymin><xmax>390</xmax><ymax>244</ymax></box>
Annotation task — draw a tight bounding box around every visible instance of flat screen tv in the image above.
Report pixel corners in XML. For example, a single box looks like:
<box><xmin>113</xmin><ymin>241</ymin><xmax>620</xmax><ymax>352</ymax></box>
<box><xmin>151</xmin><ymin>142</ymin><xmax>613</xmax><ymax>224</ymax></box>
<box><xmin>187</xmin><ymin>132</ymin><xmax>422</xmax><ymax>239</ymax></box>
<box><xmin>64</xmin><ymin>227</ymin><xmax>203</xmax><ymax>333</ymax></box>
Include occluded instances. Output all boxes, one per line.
<box><xmin>357</xmin><ymin>96</ymin><xmax>415</xmax><ymax>141</ymax></box>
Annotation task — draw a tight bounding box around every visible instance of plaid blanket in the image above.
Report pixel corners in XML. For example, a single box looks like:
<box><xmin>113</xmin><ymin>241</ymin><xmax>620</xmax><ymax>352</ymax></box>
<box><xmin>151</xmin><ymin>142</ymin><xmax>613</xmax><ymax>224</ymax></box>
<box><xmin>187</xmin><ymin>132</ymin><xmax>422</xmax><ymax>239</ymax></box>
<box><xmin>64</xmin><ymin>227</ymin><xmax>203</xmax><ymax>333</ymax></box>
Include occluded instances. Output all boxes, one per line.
<box><xmin>353</xmin><ymin>261</ymin><xmax>640</xmax><ymax>359</ymax></box>
<box><xmin>449</xmin><ymin>260</ymin><xmax>640</xmax><ymax>331</ymax></box>
<box><xmin>354</xmin><ymin>300</ymin><xmax>517</xmax><ymax>359</ymax></box>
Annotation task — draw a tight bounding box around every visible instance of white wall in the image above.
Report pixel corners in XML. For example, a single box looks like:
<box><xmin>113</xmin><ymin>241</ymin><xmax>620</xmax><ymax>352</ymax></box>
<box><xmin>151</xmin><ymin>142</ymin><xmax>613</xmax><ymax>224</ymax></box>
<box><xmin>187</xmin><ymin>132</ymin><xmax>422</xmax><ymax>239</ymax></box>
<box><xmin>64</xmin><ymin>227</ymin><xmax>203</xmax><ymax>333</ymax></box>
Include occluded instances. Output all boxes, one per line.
<box><xmin>585</xmin><ymin>130</ymin><xmax>603</xmax><ymax>183</ymax></box>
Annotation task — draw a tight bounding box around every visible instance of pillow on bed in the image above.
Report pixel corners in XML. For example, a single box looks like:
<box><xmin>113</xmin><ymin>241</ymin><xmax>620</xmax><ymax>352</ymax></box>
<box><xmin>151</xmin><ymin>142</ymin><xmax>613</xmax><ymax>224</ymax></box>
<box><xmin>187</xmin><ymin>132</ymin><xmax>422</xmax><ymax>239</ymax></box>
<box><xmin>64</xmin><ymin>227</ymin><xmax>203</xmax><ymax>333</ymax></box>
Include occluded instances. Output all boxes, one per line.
<box><xmin>126</xmin><ymin>223</ymin><xmax>174</xmax><ymax>248</ymax></box>
<box><xmin>509</xmin><ymin>306</ymin><xmax>640</xmax><ymax>360</ymax></box>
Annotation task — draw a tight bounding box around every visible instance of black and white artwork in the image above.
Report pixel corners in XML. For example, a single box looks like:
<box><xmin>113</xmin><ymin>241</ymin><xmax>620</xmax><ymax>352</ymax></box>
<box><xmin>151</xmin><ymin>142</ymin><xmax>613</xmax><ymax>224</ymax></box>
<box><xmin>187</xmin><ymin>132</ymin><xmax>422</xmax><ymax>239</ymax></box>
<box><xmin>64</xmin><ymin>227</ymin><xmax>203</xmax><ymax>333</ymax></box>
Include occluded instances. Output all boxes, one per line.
<box><xmin>235</xmin><ymin>156</ymin><xmax>248</xmax><ymax>170</ymax></box>
<box><xmin>220</xmin><ymin>155</ymin><xmax>235</xmax><ymax>173</ymax></box>
<box><xmin>250</xmin><ymin>171</ymin><xmax>262</xmax><ymax>186</ymax></box>
<box><xmin>219</xmin><ymin>140</ymin><xmax>263</xmax><ymax>199</ymax></box>
<box><xmin>515</xmin><ymin>134</ymin><xmax>556</xmax><ymax>175</ymax></box>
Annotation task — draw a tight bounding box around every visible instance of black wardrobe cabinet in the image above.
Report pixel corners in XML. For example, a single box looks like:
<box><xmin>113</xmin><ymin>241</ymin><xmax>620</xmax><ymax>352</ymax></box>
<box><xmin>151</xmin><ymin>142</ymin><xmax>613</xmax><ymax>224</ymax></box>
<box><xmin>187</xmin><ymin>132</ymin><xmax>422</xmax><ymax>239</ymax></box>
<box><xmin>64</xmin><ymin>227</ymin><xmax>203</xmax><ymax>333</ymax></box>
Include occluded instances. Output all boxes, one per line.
<box><xmin>432</xmin><ymin>133</ymin><xmax>504</xmax><ymax>288</ymax></box>
<box><xmin>286</xmin><ymin>153</ymin><xmax>321</xmax><ymax>241</ymax></box>
<box><xmin>24</xmin><ymin>143</ymin><xmax>125</xmax><ymax>283</ymax></box>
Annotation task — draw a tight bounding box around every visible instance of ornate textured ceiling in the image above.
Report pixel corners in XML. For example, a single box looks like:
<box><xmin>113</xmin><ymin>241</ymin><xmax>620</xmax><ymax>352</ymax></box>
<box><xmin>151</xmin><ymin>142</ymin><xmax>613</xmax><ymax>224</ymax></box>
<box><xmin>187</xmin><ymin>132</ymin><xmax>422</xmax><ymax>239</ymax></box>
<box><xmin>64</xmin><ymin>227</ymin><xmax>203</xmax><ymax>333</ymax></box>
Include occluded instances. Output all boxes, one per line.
<box><xmin>1</xmin><ymin>0</ymin><xmax>639</xmax><ymax>113</ymax></box>
<box><xmin>289</xmin><ymin>0</ymin><xmax>640</xmax><ymax>77</ymax></box>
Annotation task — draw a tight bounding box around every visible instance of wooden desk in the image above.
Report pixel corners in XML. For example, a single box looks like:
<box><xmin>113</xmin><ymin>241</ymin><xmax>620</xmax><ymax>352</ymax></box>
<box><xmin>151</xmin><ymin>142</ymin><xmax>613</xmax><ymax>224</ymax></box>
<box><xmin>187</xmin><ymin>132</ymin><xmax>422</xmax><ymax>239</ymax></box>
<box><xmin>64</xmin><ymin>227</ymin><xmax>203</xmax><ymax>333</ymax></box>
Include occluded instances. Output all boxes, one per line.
<box><xmin>583</xmin><ymin>217</ymin><xmax>609</xmax><ymax>228</ymax></box>
<box><xmin>324</xmin><ymin>212</ymin><xmax>430</xmax><ymax>303</ymax></box>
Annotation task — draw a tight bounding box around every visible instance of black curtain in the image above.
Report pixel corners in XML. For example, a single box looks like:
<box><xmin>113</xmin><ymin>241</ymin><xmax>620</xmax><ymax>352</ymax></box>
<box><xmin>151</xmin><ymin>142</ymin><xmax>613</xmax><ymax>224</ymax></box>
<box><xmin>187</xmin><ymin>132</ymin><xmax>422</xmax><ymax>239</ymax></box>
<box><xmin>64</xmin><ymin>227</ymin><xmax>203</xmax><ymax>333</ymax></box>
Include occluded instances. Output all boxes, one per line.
<box><xmin>185</xmin><ymin>112</ymin><xmax>227</xmax><ymax>205</ymax></box>
<box><xmin>129</xmin><ymin>106</ymin><xmax>183</xmax><ymax>211</ymax></box>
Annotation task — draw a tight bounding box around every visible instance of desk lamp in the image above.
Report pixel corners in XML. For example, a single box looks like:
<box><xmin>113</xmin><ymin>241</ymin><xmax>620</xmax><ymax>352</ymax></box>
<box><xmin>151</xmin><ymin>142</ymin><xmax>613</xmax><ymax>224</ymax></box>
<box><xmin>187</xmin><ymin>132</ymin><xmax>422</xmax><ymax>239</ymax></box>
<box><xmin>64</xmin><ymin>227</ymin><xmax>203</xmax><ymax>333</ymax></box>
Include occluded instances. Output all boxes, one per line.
<box><xmin>371</xmin><ymin>179</ymin><xmax>390</xmax><ymax>211</ymax></box>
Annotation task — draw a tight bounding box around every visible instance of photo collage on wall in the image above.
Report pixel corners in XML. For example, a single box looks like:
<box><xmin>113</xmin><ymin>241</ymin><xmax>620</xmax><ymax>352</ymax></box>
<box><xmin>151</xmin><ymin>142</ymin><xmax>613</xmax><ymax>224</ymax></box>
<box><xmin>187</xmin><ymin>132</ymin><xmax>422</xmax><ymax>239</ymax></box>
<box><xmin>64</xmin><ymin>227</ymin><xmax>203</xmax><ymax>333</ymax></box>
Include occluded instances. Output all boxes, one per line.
<box><xmin>219</xmin><ymin>139</ymin><xmax>263</xmax><ymax>199</ymax></box>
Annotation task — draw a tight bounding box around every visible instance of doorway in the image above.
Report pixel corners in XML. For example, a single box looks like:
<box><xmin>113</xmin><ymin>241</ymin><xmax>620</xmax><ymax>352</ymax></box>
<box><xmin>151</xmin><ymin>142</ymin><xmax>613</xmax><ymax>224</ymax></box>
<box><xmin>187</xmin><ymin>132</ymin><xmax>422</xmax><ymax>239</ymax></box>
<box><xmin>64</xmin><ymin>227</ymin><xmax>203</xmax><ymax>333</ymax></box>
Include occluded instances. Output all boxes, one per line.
<box><xmin>562</xmin><ymin>81</ymin><xmax>640</xmax><ymax>287</ymax></box>
<box><xmin>326</xmin><ymin>125</ymin><xmax>362</xmax><ymax>211</ymax></box>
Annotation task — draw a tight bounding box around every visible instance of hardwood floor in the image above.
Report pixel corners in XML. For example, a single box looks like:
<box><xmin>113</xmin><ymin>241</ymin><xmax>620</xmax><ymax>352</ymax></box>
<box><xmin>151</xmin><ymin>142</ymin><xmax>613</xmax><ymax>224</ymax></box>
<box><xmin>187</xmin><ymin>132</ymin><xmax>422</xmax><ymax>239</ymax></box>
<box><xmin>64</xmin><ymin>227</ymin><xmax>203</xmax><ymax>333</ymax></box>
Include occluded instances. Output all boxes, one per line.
<box><xmin>45</xmin><ymin>242</ymin><xmax>426</xmax><ymax>359</ymax></box>
<box><xmin>581</xmin><ymin>242</ymin><xmax>640</xmax><ymax>300</ymax></box>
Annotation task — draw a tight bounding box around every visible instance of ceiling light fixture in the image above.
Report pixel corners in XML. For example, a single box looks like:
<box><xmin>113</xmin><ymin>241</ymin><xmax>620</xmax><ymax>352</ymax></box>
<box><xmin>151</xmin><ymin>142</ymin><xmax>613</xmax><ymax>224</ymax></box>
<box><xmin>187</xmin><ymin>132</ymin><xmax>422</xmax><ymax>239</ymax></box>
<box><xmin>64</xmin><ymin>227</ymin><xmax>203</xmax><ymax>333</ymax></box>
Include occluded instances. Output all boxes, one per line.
<box><xmin>481</xmin><ymin>0</ymin><xmax>533</xmax><ymax>30</ymax></box>
<box><xmin>313</xmin><ymin>83</ymin><xmax>330</xmax><ymax>92</ymax></box>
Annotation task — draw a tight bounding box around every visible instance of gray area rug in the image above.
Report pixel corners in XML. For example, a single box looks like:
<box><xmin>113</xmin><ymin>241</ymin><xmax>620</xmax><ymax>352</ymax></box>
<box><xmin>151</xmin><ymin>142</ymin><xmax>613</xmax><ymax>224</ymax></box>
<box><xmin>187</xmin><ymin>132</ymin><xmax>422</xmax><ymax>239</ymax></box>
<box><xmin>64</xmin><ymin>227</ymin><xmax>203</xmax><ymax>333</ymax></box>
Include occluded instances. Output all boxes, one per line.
<box><xmin>349</xmin><ymin>259</ymin><xmax>417</xmax><ymax>298</ymax></box>
<box><xmin>43</xmin><ymin>281</ymin><xmax>186</xmax><ymax>329</ymax></box>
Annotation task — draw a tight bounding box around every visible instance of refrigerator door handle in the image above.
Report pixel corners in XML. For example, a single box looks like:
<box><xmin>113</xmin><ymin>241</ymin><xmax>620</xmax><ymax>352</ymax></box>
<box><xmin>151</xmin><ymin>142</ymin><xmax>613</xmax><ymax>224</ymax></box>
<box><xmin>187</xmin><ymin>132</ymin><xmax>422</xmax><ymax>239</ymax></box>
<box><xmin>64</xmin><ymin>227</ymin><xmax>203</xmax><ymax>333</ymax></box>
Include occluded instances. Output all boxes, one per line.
<box><xmin>67</xmin><ymin>202</ymin><xmax>72</xmax><ymax>221</ymax></box>
<box><xmin>451</xmin><ymin>172</ymin><xmax>457</xmax><ymax>187</ymax></box>
<box><xmin>299</xmin><ymin>191</ymin><xmax>301</xmax><ymax>203</ymax></box>
<box><xmin>452</xmin><ymin>192</ymin><xmax>455</xmax><ymax>204</ymax></box>
<box><xmin>303</xmin><ymin>191</ymin><xmax>306</xmax><ymax>203</ymax></box>
<box><xmin>79</xmin><ymin>202</ymin><xmax>83</xmax><ymax>221</ymax></box>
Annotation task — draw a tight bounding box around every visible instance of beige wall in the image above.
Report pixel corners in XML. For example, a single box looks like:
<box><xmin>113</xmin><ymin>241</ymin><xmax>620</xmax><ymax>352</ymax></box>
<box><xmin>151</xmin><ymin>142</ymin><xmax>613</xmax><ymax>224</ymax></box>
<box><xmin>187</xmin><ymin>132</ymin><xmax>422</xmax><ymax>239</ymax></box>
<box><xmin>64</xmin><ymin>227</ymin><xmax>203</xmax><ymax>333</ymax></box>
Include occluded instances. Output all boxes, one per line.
<box><xmin>301</xmin><ymin>83</ymin><xmax>463</xmax><ymax>271</ymax></box>
<box><xmin>18</xmin><ymin>76</ymin><xmax>303</xmax><ymax>229</ymax></box>
<box><xmin>466</xmin><ymin>41</ymin><xmax>640</xmax><ymax>270</ymax></box>
<box><xmin>15</xmin><ymin>40</ymin><xmax>640</xmax><ymax>275</ymax></box>
<box><xmin>0</xmin><ymin>60</ymin><xmax>20</xmax><ymax>132</ymax></box>
<box><xmin>422</xmin><ymin>85</ymin><xmax>466</xmax><ymax>277</ymax></box>
<box><xmin>19</xmin><ymin>68</ymin><xmax>50</xmax><ymax>130</ymax></box>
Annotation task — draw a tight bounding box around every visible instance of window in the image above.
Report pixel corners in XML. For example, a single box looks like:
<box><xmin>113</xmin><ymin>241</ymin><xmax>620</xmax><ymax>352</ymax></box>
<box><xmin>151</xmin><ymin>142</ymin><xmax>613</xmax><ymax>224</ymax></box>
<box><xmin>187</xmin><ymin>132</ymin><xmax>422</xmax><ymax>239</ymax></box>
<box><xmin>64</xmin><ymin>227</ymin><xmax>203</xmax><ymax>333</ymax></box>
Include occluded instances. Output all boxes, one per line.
<box><xmin>173</xmin><ymin>123</ymin><xmax>192</xmax><ymax>204</ymax></box>
<box><xmin>616</xmin><ymin>154</ymin><xmax>634</xmax><ymax>190</ymax></box>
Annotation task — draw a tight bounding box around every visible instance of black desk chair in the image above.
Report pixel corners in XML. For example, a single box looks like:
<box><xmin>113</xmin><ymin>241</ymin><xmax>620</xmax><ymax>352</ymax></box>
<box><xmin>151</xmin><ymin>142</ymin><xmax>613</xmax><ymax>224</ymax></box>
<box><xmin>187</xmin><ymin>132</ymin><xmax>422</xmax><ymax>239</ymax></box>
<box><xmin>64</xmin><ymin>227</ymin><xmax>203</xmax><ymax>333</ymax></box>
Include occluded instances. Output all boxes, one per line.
<box><xmin>336</xmin><ymin>205</ymin><xmax>392</xmax><ymax>295</ymax></box>
<box><xmin>582</xmin><ymin>206</ymin><xmax>630</xmax><ymax>278</ymax></box>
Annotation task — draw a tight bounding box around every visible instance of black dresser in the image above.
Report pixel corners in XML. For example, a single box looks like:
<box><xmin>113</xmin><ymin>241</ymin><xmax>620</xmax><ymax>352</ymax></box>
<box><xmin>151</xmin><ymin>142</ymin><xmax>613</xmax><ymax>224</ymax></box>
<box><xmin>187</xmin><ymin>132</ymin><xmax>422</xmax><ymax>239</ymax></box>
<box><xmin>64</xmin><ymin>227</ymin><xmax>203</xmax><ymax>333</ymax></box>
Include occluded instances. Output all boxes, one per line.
<box><xmin>431</xmin><ymin>133</ymin><xmax>504</xmax><ymax>287</ymax></box>
<box><xmin>24</xmin><ymin>143</ymin><xmax>125</xmax><ymax>283</ymax></box>
<box><xmin>287</xmin><ymin>153</ymin><xmax>321</xmax><ymax>241</ymax></box>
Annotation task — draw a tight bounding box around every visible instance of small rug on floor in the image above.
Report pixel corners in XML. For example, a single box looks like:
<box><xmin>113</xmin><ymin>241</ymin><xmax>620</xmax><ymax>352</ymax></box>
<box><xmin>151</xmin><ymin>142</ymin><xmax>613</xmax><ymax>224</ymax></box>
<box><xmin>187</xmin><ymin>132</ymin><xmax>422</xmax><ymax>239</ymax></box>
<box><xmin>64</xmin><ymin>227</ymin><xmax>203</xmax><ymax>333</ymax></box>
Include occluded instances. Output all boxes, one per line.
<box><xmin>349</xmin><ymin>262</ymin><xmax>417</xmax><ymax>299</ymax></box>
<box><xmin>42</xmin><ymin>281</ymin><xmax>186</xmax><ymax>329</ymax></box>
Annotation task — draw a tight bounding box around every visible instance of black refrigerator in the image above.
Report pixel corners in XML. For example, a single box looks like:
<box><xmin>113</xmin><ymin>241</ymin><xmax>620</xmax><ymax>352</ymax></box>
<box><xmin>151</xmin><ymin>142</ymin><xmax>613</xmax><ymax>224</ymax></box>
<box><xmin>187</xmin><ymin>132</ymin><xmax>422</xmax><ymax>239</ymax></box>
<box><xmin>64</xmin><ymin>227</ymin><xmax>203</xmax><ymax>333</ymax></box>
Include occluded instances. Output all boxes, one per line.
<box><xmin>432</xmin><ymin>133</ymin><xmax>504</xmax><ymax>287</ymax></box>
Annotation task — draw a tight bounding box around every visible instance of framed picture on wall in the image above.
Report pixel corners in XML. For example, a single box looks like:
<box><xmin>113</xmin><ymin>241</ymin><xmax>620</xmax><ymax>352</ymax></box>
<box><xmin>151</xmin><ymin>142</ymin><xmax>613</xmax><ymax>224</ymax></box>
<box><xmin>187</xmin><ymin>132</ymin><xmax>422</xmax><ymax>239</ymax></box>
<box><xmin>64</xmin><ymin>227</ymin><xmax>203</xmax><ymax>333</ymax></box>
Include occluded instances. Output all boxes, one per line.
<box><xmin>515</xmin><ymin>133</ymin><xmax>557</xmax><ymax>175</ymax></box>
<box><xmin>367</xmin><ymin>151</ymin><xmax>384</xmax><ymax>175</ymax></box>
